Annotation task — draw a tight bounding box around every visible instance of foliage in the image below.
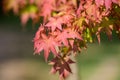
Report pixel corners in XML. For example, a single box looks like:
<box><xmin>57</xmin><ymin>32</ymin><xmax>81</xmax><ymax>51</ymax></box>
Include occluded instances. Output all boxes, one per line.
<box><xmin>3</xmin><ymin>0</ymin><xmax>120</xmax><ymax>80</ymax></box>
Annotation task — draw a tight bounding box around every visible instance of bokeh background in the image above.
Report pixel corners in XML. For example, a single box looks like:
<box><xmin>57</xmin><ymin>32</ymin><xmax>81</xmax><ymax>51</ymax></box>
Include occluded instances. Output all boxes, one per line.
<box><xmin>0</xmin><ymin>3</ymin><xmax>120</xmax><ymax>80</ymax></box>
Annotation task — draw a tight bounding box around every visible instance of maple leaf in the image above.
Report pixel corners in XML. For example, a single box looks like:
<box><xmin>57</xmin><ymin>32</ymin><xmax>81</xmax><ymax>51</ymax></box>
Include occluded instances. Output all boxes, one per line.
<box><xmin>45</xmin><ymin>17</ymin><xmax>63</xmax><ymax>31</ymax></box>
<box><xmin>56</xmin><ymin>28</ymin><xmax>83</xmax><ymax>47</ymax></box>
<box><xmin>40</xmin><ymin>0</ymin><xmax>55</xmax><ymax>21</ymax></box>
<box><xmin>20</xmin><ymin>10</ymin><xmax>38</xmax><ymax>26</ymax></box>
<box><xmin>49</xmin><ymin>55</ymin><xmax>75</xmax><ymax>80</ymax></box>
<box><xmin>34</xmin><ymin>32</ymin><xmax>60</xmax><ymax>61</ymax></box>
<box><xmin>56</xmin><ymin>30</ymin><xmax>69</xmax><ymax>46</ymax></box>
<box><xmin>41</xmin><ymin>4</ymin><xmax>53</xmax><ymax>21</ymax></box>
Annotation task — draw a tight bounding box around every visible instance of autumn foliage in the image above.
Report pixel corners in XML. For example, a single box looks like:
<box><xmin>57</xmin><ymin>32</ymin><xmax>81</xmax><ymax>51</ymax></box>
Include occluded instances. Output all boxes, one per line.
<box><xmin>3</xmin><ymin>0</ymin><xmax>120</xmax><ymax>80</ymax></box>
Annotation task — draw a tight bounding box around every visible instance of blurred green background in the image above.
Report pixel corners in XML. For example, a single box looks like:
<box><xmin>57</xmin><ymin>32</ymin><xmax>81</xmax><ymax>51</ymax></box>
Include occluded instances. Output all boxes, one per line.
<box><xmin>0</xmin><ymin>4</ymin><xmax>120</xmax><ymax>80</ymax></box>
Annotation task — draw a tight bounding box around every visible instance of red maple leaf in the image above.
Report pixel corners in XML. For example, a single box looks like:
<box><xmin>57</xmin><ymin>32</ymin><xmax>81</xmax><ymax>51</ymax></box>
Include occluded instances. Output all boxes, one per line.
<box><xmin>34</xmin><ymin>32</ymin><xmax>60</xmax><ymax>61</ymax></box>
<box><xmin>56</xmin><ymin>30</ymin><xmax>69</xmax><ymax>46</ymax></box>
<box><xmin>50</xmin><ymin>55</ymin><xmax>75</xmax><ymax>80</ymax></box>
<box><xmin>21</xmin><ymin>11</ymin><xmax>38</xmax><ymax>26</ymax></box>
<box><xmin>40</xmin><ymin>0</ymin><xmax>55</xmax><ymax>21</ymax></box>
<box><xmin>56</xmin><ymin>28</ymin><xmax>83</xmax><ymax>47</ymax></box>
<box><xmin>45</xmin><ymin>17</ymin><xmax>63</xmax><ymax>31</ymax></box>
